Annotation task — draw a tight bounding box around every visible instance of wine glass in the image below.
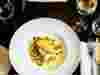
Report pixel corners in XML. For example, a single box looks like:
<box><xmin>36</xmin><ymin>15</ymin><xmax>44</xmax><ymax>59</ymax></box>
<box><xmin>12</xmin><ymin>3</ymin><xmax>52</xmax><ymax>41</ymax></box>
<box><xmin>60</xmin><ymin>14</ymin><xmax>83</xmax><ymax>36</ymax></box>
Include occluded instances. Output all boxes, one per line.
<box><xmin>76</xmin><ymin>0</ymin><xmax>97</xmax><ymax>15</ymax></box>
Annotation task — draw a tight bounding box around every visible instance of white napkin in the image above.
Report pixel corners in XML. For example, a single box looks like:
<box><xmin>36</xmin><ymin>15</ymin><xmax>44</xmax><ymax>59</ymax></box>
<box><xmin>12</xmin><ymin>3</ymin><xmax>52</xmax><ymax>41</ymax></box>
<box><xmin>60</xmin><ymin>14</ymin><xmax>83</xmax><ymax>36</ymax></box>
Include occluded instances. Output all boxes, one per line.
<box><xmin>80</xmin><ymin>42</ymin><xmax>91</xmax><ymax>75</ymax></box>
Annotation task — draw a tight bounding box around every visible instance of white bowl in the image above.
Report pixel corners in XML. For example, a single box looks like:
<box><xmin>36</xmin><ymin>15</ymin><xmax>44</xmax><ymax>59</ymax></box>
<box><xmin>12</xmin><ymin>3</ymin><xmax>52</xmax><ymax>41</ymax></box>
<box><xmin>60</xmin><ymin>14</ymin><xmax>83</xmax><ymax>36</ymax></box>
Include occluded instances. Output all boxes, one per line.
<box><xmin>9</xmin><ymin>18</ymin><xmax>80</xmax><ymax>75</ymax></box>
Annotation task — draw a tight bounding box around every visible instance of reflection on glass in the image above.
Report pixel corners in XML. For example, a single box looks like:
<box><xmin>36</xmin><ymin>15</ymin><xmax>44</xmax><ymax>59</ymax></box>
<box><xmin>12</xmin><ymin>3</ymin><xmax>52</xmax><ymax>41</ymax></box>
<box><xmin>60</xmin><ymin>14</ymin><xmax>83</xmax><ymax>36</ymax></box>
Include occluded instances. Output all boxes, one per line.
<box><xmin>92</xmin><ymin>20</ymin><xmax>100</xmax><ymax>35</ymax></box>
<box><xmin>0</xmin><ymin>0</ymin><xmax>14</xmax><ymax>20</ymax></box>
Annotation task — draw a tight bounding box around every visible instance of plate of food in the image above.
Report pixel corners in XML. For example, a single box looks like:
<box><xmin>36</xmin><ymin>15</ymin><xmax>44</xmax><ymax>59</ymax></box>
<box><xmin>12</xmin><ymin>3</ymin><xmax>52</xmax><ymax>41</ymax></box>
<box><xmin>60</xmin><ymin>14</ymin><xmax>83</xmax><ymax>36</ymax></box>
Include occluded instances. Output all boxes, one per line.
<box><xmin>9</xmin><ymin>18</ymin><xmax>80</xmax><ymax>75</ymax></box>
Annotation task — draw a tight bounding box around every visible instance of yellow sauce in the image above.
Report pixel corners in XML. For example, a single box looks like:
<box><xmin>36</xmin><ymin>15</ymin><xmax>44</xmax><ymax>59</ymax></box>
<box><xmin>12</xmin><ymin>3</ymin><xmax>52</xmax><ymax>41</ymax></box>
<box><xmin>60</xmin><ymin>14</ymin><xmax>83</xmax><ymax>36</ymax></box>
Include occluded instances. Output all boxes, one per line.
<box><xmin>28</xmin><ymin>33</ymin><xmax>64</xmax><ymax>71</ymax></box>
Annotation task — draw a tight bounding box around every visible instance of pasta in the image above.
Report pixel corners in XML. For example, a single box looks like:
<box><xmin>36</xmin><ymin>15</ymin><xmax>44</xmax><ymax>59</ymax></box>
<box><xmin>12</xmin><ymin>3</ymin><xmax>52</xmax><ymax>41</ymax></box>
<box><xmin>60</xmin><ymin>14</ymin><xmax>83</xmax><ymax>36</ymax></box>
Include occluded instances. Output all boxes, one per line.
<box><xmin>28</xmin><ymin>33</ymin><xmax>64</xmax><ymax>69</ymax></box>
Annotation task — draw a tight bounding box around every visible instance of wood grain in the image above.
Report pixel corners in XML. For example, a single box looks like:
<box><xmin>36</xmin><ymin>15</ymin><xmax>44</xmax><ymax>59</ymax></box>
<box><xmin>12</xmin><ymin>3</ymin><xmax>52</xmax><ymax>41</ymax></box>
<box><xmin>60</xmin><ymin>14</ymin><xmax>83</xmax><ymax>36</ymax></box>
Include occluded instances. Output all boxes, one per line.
<box><xmin>96</xmin><ymin>38</ymin><xmax>100</xmax><ymax>64</ymax></box>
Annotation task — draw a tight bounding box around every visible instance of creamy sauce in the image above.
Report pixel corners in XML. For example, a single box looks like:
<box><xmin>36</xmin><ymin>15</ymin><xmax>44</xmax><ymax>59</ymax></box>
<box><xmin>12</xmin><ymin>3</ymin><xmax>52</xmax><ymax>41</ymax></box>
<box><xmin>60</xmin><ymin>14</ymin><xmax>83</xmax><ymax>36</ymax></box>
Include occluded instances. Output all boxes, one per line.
<box><xmin>27</xmin><ymin>33</ymin><xmax>64</xmax><ymax>71</ymax></box>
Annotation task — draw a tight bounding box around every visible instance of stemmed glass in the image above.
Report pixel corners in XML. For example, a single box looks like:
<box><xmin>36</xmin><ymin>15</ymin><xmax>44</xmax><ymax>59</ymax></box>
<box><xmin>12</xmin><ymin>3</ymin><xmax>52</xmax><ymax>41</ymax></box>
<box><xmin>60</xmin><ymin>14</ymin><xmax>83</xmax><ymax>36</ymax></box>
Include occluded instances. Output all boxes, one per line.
<box><xmin>76</xmin><ymin>0</ymin><xmax>97</xmax><ymax>15</ymax></box>
<box><xmin>0</xmin><ymin>0</ymin><xmax>14</xmax><ymax>22</ymax></box>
